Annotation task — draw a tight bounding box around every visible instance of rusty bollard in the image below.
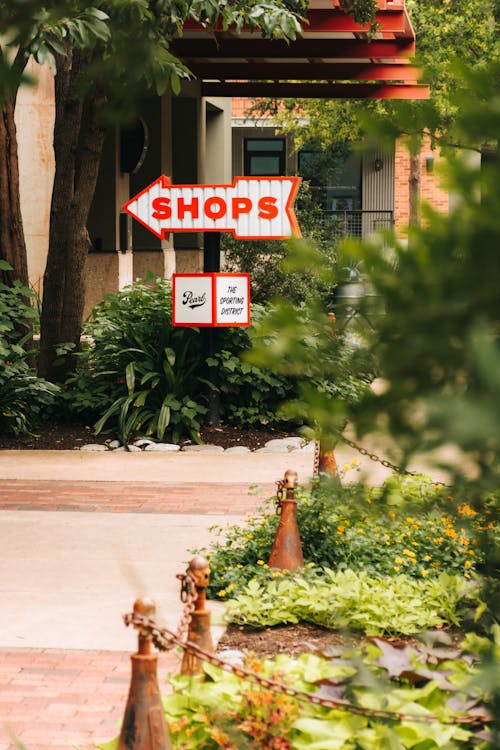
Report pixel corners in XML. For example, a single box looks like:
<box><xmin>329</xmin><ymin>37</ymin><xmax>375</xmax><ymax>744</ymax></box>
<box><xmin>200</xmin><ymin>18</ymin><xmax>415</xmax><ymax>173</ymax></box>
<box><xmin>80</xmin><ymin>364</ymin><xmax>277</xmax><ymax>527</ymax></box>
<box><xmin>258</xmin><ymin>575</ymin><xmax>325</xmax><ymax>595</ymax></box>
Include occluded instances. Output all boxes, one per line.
<box><xmin>318</xmin><ymin>440</ymin><xmax>338</xmax><ymax>475</ymax></box>
<box><xmin>118</xmin><ymin>598</ymin><xmax>172</xmax><ymax>750</ymax></box>
<box><xmin>268</xmin><ymin>470</ymin><xmax>304</xmax><ymax>570</ymax></box>
<box><xmin>180</xmin><ymin>555</ymin><xmax>214</xmax><ymax>676</ymax></box>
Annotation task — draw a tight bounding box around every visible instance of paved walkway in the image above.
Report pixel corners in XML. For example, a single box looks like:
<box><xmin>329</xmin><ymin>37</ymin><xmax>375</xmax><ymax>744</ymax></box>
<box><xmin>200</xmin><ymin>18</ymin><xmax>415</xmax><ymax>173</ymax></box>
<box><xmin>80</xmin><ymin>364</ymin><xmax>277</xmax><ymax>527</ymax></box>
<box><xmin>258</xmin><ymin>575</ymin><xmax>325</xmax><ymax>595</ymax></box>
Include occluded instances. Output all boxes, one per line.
<box><xmin>0</xmin><ymin>441</ymin><xmax>455</xmax><ymax>749</ymax></box>
<box><xmin>0</xmin><ymin>448</ymin><xmax>319</xmax><ymax>750</ymax></box>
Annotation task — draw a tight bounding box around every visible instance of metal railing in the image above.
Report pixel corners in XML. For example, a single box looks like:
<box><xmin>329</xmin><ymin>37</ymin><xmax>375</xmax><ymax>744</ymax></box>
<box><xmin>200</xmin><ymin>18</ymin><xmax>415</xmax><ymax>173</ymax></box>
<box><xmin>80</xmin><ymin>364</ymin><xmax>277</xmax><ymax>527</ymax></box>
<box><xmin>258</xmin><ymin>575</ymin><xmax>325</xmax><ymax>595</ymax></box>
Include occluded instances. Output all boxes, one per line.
<box><xmin>321</xmin><ymin>210</ymin><xmax>394</xmax><ymax>239</ymax></box>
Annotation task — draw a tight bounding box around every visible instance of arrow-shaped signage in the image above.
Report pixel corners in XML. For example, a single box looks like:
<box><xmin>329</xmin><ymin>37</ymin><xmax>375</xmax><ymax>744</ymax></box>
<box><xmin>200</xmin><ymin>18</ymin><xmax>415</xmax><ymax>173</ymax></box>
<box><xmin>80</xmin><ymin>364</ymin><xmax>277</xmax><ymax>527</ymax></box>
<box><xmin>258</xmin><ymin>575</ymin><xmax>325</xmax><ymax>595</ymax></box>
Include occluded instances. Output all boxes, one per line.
<box><xmin>122</xmin><ymin>175</ymin><xmax>302</xmax><ymax>240</ymax></box>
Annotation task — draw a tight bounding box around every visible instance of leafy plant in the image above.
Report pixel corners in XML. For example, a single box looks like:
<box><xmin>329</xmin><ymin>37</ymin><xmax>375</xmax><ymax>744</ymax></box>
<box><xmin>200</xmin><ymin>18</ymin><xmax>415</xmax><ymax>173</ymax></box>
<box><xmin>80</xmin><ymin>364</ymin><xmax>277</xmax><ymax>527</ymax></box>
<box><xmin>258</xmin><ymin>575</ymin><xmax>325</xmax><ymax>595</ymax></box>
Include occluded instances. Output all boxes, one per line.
<box><xmin>65</xmin><ymin>277</ymin><xmax>207</xmax><ymax>443</ymax></box>
<box><xmin>100</xmin><ymin>631</ymin><xmax>492</xmax><ymax>749</ymax></box>
<box><xmin>198</xmin><ymin>474</ymin><xmax>492</xmax><ymax>602</ymax></box>
<box><xmin>224</xmin><ymin>569</ymin><xmax>482</xmax><ymax>635</ymax></box>
<box><xmin>0</xmin><ymin>261</ymin><xmax>60</xmax><ymax>435</ymax></box>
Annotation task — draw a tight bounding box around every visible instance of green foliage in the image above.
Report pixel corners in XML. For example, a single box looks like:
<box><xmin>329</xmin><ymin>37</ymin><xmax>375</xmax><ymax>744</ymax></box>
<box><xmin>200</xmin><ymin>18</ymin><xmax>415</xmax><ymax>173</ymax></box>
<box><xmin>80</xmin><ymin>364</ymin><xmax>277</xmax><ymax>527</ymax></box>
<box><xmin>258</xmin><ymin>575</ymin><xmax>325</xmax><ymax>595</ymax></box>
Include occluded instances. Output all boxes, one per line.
<box><xmin>65</xmin><ymin>277</ymin><xmax>207</xmax><ymax>444</ymax></box>
<box><xmin>198</xmin><ymin>474</ymin><xmax>494</xmax><ymax>604</ymax></box>
<box><xmin>224</xmin><ymin>569</ymin><xmax>480</xmax><ymax>634</ymax></box>
<box><xmin>101</xmin><ymin>632</ymin><xmax>491</xmax><ymax>749</ymax></box>
<box><xmin>0</xmin><ymin>263</ymin><xmax>59</xmax><ymax>435</ymax></box>
<box><xmin>222</xmin><ymin>184</ymin><xmax>338</xmax><ymax>306</ymax></box>
<box><xmin>210</xmin><ymin>315</ymin><xmax>297</xmax><ymax>428</ymax></box>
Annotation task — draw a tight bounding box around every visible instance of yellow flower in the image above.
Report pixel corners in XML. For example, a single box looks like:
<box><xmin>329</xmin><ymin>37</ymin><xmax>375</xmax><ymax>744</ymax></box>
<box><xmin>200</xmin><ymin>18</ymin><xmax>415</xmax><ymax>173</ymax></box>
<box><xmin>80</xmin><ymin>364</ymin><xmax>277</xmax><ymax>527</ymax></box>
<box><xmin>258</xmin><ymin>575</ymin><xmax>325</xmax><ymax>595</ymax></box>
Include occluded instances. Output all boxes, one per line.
<box><xmin>434</xmin><ymin>537</ymin><xmax>444</xmax><ymax>544</ymax></box>
<box><xmin>257</xmin><ymin>559</ymin><xmax>265</xmax><ymax>565</ymax></box>
<box><xmin>464</xmin><ymin>560</ymin><xmax>472</xmax><ymax>569</ymax></box>
<box><xmin>406</xmin><ymin>516</ymin><xmax>413</xmax><ymax>523</ymax></box>
<box><xmin>218</xmin><ymin>589</ymin><xmax>227</xmax><ymax>597</ymax></box>
<box><xmin>337</xmin><ymin>525</ymin><xmax>345</xmax><ymax>534</ymax></box>
<box><xmin>403</xmin><ymin>549</ymin><xmax>416</xmax><ymax>558</ymax></box>
<box><xmin>421</xmin><ymin>569</ymin><xmax>429</xmax><ymax>577</ymax></box>
<box><xmin>236</xmin><ymin>564</ymin><xmax>243</xmax><ymax>569</ymax></box>
<box><xmin>458</xmin><ymin>503</ymin><xmax>476</xmax><ymax>516</ymax></box>
<box><xmin>320</xmin><ymin>529</ymin><xmax>325</xmax><ymax>533</ymax></box>
<box><xmin>424</xmin><ymin>554</ymin><xmax>431</xmax><ymax>561</ymax></box>
<box><xmin>227</xmin><ymin>583</ymin><xmax>236</xmax><ymax>591</ymax></box>
<box><xmin>393</xmin><ymin>565</ymin><xmax>400</xmax><ymax>572</ymax></box>
<box><xmin>246</xmin><ymin>533</ymin><xmax>253</xmax><ymax>539</ymax></box>
<box><xmin>272</xmin><ymin>570</ymin><xmax>281</xmax><ymax>577</ymax></box>
<box><xmin>395</xmin><ymin>556</ymin><xmax>404</xmax><ymax>564</ymax></box>
<box><xmin>342</xmin><ymin>464</ymin><xmax>352</xmax><ymax>472</ymax></box>
<box><xmin>445</xmin><ymin>527</ymin><xmax>457</xmax><ymax>539</ymax></box>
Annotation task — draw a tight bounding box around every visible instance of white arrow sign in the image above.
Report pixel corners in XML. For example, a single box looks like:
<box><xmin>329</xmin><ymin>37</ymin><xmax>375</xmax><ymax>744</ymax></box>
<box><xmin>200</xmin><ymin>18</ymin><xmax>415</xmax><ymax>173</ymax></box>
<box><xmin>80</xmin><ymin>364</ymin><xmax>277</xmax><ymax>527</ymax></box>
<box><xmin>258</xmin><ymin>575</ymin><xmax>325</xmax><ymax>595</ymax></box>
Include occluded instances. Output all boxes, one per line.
<box><xmin>122</xmin><ymin>175</ymin><xmax>302</xmax><ymax>240</ymax></box>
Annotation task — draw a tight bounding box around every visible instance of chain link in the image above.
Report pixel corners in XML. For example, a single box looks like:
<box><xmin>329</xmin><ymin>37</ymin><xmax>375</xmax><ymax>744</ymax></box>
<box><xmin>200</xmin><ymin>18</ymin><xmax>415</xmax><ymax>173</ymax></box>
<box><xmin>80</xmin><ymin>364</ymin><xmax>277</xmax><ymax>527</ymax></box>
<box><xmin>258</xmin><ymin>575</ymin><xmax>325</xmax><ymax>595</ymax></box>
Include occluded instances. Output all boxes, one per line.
<box><xmin>123</xmin><ymin>611</ymin><xmax>485</xmax><ymax>728</ymax></box>
<box><xmin>313</xmin><ymin>439</ymin><xmax>321</xmax><ymax>477</ymax></box>
<box><xmin>274</xmin><ymin>479</ymin><xmax>284</xmax><ymax>514</ymax></box>
<box><xmin>339</xmin><ymin>434</ymin><xmax>419</xmax><ymax>476</ymax></box>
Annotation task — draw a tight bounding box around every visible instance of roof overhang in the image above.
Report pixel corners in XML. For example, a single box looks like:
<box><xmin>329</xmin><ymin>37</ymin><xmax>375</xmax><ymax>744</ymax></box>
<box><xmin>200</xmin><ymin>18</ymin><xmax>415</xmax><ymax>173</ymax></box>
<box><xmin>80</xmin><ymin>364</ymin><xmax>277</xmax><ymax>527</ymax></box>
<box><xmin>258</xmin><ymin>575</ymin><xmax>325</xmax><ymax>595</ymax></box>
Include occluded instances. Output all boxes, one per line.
<box><xmin>171</xmin><ymin>0</ymin><xmax>429</xmax><ymax>100</ymax></box>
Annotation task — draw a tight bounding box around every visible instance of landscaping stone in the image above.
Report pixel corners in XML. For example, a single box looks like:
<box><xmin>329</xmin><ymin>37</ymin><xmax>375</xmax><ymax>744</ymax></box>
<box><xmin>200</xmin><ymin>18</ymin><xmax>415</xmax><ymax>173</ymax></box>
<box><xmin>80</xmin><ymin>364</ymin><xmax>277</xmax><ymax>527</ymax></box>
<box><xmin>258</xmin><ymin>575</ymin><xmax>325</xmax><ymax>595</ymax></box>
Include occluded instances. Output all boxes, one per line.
<box><xmin>181</xmin><ymin>444</ymin><xmax>225</xmax><ymax>453</ymax></box>
<box><xmin>107</xmin><ymin>439</ymin><xmax>121</xmax><ymax>449</ymax></box>
<box><xmin>134</xmin><ymin>439</ymin><xmax>154</xmax><ymax>448</ymax></box>
<box><xmin>224</xmin><ymin>446</ymin><xmax>251</xmax><ymax>453</ymax></box>
<box><xmin>255</xmin><ymin>443</ymin><xmax>297</xmax><ymax>453</ymax></box>
<box><xmin>264</xmin><ymin>437</ymin><xmax>305</xmax><ymax>450</ymax></box>
<box><xmin>144</xmin><ymin>443</ymin><xmax>181</xmax><ymax>452</ymax></box>
<box><xmin>114</xmin><ymin>445</ymin><xmax>141</xmax><ymax>452</ymax></box>
<box><xmin>80</xmin><ymin>444</ymin><xmax>108</xmax><ymax>451</ymax></box>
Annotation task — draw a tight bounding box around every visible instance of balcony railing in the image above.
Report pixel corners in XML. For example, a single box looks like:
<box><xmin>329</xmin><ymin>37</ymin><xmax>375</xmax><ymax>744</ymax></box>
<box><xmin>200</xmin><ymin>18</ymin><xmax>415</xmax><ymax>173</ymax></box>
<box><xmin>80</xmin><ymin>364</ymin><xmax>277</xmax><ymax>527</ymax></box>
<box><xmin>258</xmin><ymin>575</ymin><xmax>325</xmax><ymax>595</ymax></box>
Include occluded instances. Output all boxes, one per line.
<box><xmin>321</xmin><ymin>210</ymin><xmax>394</xmax><ymax>239</ymax></box>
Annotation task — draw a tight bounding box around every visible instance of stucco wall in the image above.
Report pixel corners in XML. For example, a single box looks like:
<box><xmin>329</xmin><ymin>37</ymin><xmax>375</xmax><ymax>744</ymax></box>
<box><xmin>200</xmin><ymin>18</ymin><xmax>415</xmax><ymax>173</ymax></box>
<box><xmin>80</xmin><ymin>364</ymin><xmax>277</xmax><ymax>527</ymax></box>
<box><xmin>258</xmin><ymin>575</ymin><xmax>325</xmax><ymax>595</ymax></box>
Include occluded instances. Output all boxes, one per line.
<box><xmin>15</xmin><ymin>60</ymin><xmax>55</xmax><ymax>293</ymax></box>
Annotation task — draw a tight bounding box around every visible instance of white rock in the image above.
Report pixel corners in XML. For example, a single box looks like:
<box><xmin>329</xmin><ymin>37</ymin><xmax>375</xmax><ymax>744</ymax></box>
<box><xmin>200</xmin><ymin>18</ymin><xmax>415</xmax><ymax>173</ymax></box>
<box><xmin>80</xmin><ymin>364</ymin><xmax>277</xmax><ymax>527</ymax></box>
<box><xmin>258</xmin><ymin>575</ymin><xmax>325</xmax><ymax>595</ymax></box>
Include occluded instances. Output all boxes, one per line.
<box><xmin>181</xmin><ymin>444</ymin><xmax>225</xmax><ymax>453</ymax></box>
<box><xmin>255</xmin><ymin>444</ymin><xmax>298</xmax><ymax>453</ymax></box>
<box><xmin>298</xmin><ymin>442</ymin><xmax>315</xmax><ymax>453</ymax></box>
<box><xmin>264</xmin><ymin>437</ymin><xmax>305</xmax><ymax>449</ymax></box>
<box><xmin>114</xmin><ymin>445</ymin><xmax>141</xmax><ymax>452</ymax></box>
<box><xmin>108</xmin><ymin>439</ymin><xmax>121</xmax><ymax>449</ymax></box>
<box><xmin>134</xmin><ymin>439</ymin><xmax>154</xmax><ymax>448</ymax></box>
<box><xmin>216</xmin><ymin>649</ymin><xmax>244</xmax><ymax>666</ymax></box>
<box><xmin>80</xmin><ymin>444</ymin><xmax>108</xmax><ymax>451</ymax></box>
<box><xmin>224</xmin><ymin>446</ymin><xmax>251</xmax><ymax>453</ymax></box>
<box><xmin>144</xmin><ymin>443</ymin><xmax>181</xmax><ymax>452</ymax></box>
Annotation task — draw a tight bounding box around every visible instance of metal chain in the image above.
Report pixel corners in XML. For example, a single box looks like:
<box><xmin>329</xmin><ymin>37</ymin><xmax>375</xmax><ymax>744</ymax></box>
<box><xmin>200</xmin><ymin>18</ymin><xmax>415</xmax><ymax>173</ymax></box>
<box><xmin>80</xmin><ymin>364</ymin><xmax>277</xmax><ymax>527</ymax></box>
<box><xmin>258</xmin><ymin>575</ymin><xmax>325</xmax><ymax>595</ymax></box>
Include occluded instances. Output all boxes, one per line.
<box><xmin>338</xmin><ymin>434</ymin><xmax>419</xmax><ymax>477</ymax></box>
<box><xmin>313</xmin><ymin>439</ymin><xmax>321</xmax><ymax>477</ymax></box>
<box><xmin>274</xmin><ymin>479</ymin><xmax>284</xmax><ymax>514</ymax></box>
<box><xmin>123</xmin><ymin>611</ymin><xmax>485</xmax><ymax>728</ymax></box>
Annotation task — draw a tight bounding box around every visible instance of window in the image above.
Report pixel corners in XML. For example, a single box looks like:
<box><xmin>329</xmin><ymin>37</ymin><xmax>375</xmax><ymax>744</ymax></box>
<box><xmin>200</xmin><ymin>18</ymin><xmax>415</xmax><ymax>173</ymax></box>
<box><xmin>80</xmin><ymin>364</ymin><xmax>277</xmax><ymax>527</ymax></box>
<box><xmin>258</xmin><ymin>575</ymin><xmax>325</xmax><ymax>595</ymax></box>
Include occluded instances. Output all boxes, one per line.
<box><xmin>244</xmin><ymin>138</ymin><xmax>286</xmax><ymax>176</ymax></box>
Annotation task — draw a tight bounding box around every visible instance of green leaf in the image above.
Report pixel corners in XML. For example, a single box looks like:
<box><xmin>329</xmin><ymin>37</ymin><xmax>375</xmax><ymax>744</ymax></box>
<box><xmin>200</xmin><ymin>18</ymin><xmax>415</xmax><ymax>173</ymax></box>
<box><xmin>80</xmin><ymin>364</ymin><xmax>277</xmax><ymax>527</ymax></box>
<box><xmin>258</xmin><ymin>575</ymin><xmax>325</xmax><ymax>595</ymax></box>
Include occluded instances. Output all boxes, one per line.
<box><xmin>125</xmin><ymin>362</ymin><xmax>135</xmax><ymax>393</ymax></box>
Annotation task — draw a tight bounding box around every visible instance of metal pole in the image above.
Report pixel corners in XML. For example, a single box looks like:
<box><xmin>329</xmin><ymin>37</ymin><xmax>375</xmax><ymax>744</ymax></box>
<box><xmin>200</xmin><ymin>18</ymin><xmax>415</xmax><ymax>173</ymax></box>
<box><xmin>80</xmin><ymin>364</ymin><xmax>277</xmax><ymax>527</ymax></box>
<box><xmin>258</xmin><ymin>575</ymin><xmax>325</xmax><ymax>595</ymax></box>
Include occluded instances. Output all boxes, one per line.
<box><xmin>203</xmin><ymin>232</ymin><xmax>221</xmax><ymax>427</ymax></box>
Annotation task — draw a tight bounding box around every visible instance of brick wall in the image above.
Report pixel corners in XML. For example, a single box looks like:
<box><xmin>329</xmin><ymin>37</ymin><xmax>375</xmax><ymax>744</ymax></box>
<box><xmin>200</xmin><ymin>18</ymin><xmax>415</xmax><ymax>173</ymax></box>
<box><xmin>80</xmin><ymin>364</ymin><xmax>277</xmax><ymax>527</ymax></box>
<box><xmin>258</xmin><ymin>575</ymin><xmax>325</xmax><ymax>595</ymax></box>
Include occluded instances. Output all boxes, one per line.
<box><xmin>394</xmin><ymin>137</ymin><xmax>448</xmax><ymax>233</ymax></box>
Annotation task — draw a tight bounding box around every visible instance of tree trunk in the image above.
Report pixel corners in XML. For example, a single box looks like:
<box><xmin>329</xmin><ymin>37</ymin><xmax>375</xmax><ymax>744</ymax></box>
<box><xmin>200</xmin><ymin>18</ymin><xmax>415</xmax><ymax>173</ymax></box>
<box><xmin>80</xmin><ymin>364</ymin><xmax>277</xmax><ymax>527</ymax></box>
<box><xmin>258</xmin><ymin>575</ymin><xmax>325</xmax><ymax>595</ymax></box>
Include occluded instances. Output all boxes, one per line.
<box><xmin>38</xmin><ymin>47</ymin><xmax>107</xmax><ymax>381</ymax></box>
<box><xmin>0</xmin><ymin>47</ymin><xmax>29</xmax><ymax>288</ymax></box>
<box><xmin>408</xmin><ymin>148</ymin><xmax>421</xmax><ymax>229</ymax></box>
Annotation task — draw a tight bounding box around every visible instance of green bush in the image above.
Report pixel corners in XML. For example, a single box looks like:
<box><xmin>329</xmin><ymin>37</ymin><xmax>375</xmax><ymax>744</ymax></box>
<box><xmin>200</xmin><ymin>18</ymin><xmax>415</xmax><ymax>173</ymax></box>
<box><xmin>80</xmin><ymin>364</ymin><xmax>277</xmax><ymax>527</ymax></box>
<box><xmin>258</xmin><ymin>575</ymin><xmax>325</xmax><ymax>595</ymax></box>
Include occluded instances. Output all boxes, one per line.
<box><xmin>66</xmin><ymin>278</ymin><xmax>371</xmax><ymax>440</ymax></box>
<box><xmin>198</xmin><ymin>474</ymin><xmax>493</xmax><ymax>600</ymax></box>
<box><xmin>0</xmin><ymin>262</ymin><xmax>60</xmax><ymax>435</ymax></box>
<box><xmin>66</xmin><ymin>277</ymin><xmax>207</xmax><ymax>444</ymax></box>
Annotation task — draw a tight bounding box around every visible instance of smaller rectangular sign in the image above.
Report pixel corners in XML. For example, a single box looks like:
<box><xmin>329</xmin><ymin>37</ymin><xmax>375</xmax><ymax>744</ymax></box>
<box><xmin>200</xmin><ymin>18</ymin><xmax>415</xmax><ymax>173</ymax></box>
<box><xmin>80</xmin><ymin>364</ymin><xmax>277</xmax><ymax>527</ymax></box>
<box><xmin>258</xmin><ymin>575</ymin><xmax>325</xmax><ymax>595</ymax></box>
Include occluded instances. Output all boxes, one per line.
<box><xmin>172</xmin><ymin>274</ymin><xmax>214</xmax><ymax>326</ymax></box>
<box><xmin>172</xmin><ymin>273</ymin><xmax>251</xmax><ymax>327</ymax></box>
<box><xmin>215</xmin><ymin>274</ymin><xmax>250</xmax><ymax>327</ymax></box>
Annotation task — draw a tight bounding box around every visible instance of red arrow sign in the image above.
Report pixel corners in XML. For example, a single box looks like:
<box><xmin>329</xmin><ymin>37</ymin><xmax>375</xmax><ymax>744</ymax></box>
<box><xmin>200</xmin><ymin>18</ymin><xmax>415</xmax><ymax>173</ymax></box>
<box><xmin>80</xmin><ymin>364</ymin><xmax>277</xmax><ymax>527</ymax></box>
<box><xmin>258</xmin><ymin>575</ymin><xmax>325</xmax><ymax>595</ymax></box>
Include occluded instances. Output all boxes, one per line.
<box><xmin>122</xmin><ymin>175</ymin><xmax>301</xmax><ymax>240</ymax></box>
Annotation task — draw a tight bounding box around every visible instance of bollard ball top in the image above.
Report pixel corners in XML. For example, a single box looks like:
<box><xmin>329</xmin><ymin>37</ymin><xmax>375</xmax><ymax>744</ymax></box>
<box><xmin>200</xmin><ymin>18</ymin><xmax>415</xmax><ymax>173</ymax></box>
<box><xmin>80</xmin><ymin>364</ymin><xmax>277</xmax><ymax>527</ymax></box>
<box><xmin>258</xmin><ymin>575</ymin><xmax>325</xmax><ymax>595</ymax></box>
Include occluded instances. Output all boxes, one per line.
<box><xmin>284</xmin><ymin>469</ymin><xmax>298</xmax><ymax>489</ymax></box>
<box><xmin>188</xmin><ymin>555</ymin><xmax>210</xmax><ymax>588</ymax></box>
<box><xmin>133</xmin><ymin>596</ymin><xmax>156</xmax><ymax>617</ymax></box>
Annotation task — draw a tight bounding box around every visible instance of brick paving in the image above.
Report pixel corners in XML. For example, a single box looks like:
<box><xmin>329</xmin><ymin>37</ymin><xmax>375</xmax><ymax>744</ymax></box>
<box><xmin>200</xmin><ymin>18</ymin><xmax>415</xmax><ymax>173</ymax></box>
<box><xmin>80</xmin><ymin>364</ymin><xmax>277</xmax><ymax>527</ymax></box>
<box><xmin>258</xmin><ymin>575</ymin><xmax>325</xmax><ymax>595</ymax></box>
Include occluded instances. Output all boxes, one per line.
<box><xmin>0</xmin><ymin>648</ymin><xmax>179</xmax><ymax>750</ymax></box>
<box><xmin>0</xmin><ymin>477</ymin><xmax>277</xmax><ymax>748</ymax></box>
<box><xmin>0</xmin><ymin>480</ymin><xmax>276</xmax><ymax>514</ymax></box>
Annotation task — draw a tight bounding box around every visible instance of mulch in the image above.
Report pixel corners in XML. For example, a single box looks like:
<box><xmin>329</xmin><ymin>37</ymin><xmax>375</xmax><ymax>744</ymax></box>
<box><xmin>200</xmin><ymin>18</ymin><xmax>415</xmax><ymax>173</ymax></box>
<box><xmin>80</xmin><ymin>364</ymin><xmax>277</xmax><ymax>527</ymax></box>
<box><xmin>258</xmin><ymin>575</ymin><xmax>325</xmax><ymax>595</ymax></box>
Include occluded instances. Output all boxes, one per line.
<box><xmin>0</xmin><ymin>422</ymin><xmax>294</xmax><ymax>451</ymax></box>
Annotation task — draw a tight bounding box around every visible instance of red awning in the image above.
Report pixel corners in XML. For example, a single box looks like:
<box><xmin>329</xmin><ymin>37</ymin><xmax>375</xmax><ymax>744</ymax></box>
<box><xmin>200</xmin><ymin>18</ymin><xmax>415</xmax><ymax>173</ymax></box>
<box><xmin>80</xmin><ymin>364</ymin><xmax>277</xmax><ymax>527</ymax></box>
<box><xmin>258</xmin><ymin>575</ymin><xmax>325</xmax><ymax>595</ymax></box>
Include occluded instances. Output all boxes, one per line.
<box><xmin>171</xmin><ymin>0</ymin><xmax>429</xmax><ymax>100</ymax></box>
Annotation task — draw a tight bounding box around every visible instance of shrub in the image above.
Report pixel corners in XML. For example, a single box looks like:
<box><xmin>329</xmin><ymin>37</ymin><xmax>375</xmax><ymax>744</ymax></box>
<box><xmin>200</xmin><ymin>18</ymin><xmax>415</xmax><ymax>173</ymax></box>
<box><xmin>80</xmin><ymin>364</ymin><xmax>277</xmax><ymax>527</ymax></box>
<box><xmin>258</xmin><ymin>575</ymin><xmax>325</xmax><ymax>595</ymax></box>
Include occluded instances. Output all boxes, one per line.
<box><xmin>67</xmin><ymin>278</ymin><xmax>371</xmax><ymax>440</ymax></box>
<box><xmin>197</xmin><ymin>474</ymin><xmax>493</xmax><ymax>600</ymax></box>
<box><xmin>0</xmin><ymin>263</ymin><xmax>60</xmax><ymax>435</ymax></box>
<box><xmin>65</xmin><ymin>277</ymin><xmax>207</xmax><ymax>443</ymax></box>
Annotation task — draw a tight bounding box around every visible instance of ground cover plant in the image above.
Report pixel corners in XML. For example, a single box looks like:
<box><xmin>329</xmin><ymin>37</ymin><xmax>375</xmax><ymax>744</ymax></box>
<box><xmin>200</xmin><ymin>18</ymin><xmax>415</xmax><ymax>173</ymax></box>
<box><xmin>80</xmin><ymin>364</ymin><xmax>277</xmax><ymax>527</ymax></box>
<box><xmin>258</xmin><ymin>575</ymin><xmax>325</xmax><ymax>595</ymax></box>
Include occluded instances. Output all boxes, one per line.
<box><xmin>198</xmin><ymin>473</ymin><xmax>493</xmax><ymax>593</ymax></box>
<box><xmin>100</xmin><ymin>629</ymin><xmax>495</xmax><ymax>749</ymax></box>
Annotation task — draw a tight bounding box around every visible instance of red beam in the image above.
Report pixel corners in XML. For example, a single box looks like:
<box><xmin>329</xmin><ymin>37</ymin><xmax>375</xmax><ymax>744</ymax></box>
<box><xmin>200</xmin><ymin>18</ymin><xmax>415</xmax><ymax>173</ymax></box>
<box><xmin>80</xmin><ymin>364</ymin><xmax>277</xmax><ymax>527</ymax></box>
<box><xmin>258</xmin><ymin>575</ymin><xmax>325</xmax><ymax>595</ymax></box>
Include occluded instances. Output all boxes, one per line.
<box><xmin>170</xmin><ymin>37</ymin><xmax>416</xmax><ymax>60</ymax></box>
<box><xmin>186</xmin><ymin>62</ymin><xmax>419</xmax><ymax>82</ymax></box>
<box><xmin>201</xmin><ymin>82</ymin><xmax>430</xmax><ymax>99</ymax></box>
<box><xmin>181</xmin><ymin>9</ymin><xmax>410</xmax><ymax>36</ymax></box>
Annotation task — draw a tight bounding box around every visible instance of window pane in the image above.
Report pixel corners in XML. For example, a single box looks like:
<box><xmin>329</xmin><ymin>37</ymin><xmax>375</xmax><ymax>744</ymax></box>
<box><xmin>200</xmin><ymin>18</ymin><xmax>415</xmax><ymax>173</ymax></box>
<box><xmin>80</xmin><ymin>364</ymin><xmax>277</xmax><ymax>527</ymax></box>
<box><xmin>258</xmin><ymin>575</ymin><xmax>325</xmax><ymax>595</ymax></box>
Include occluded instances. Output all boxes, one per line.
<box><xmin>246</xmin><ymin>139</ymin><xmax>285</xmax><ymax>152</ymax></box>
<box><xmin>248</xmin><ymin>156</ymin><xmax>282</xmax><ymax>175</ymax></box>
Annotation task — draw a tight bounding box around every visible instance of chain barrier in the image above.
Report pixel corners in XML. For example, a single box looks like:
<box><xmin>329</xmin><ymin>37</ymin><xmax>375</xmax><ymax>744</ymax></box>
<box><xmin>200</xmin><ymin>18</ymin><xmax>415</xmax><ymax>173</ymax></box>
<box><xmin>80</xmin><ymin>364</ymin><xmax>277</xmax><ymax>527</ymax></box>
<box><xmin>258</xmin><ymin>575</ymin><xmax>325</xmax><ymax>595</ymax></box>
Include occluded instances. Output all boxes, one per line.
<box><xmin>314</xmin><ymin>433</ymin><xmax>448</xmax><ymax>486</ymax></box>
<box><xmin>274</xmin><ymin>478</ymin><xmax>285</xmax><ymax>513</ymax></box>
<box><xmin>123</xmin><ymin>610</ymin><xmax>484</xmax><ymax>728</ymax></box>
